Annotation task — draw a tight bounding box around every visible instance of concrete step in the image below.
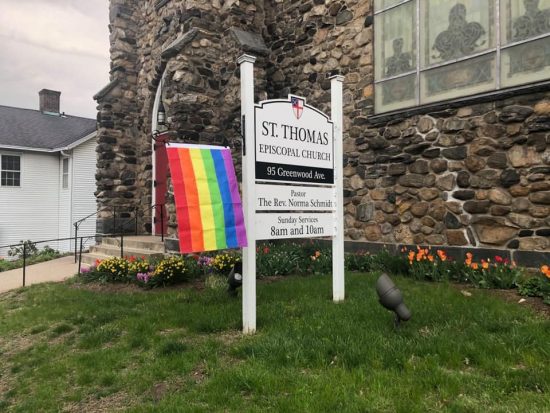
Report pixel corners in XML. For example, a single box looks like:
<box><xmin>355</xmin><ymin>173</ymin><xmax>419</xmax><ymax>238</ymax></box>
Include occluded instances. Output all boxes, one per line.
<box><xmin>89</xmin><ymin>244</ymin><xmax>164</xmax><ymax>260</ymax></box>
<box><xmin>100</xmin><ymin>236</ymin><xmax>165</xmax><ymax>252</ymax></box>
<box><xmin>80</xmin><ymin>252</ymin><xmax>110</xmax><ymax>266</ymax></box>
<box><xmin>81</xmin><ymin>251</ymin><xmax>165</xmax><ymax>267</ymax></box>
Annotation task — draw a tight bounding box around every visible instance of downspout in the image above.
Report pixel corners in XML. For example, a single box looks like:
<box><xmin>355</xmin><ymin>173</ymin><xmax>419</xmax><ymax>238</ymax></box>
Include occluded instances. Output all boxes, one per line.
<box><xmin>151</xmin><ymin>70</ymin><xmax>166</xmax><ymax>235</ymax></box>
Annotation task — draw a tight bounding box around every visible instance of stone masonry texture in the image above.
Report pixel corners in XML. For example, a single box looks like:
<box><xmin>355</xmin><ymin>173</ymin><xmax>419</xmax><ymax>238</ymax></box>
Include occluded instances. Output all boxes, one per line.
<box><xmin>95</xmin><ymin>0</ymin><xmax>550</xmax><ymax>254</ymax></box>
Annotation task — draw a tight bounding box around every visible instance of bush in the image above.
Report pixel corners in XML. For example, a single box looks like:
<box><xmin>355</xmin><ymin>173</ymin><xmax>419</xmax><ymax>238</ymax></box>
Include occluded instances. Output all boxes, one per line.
<box><xmin>345</xmin><ymin>251</ymin><xmax>374</xmax><ymax>272</ymax></box>
<box><xmin>256</xmin><ymin>243</ymin><xmax>301</xmax><ymax>276</ymax></box>
<box><xmin>0</xmin><ymin>258</ymin><xmax>17</xmax><ymax>272</ymax></box>
<box><xmin>210</xmin><ymin>252</ymin><xmax>241</xmax><ymax>276</ymax></box>
<box><xmin>126</xmin><ymin>256</ymin><xmax>151</xmax><ymax>276</ymax></box>
<box><xmin>0</xmin><ymin>244</ymin><xmax>62</xmax><ymax>273</ymax></box>
<box><xmin>97</xmin><ymin>257</ymin><xmax>130</xmax><ymax>282</ymax></box>
<box><xmin>308</xmin><ymin>248</ymin><xmax>332</xmax><ymax>275</ymax></box>
<box><xmin>372</xmin><ymin>249</ymin><xmax>410</xmax><ymax>276</ymax></box>
<box><xmin>185</xmin><ymin>255</ymin><xmax>203</xmax><ymax>279</ymax></box>
<box><xmin>150</xmin><ymin>256</ymin><xmax>188</xmax><ymax>286</ymax></box>
<box><xmin>8</xmin><ymin>240</ymin><xmax>38</xmax><ymax>259</ymax></box>
<box><xmin>518</xmin><ymin>276</ymin><xmax>546</xmax><ymax>298</ymax></box>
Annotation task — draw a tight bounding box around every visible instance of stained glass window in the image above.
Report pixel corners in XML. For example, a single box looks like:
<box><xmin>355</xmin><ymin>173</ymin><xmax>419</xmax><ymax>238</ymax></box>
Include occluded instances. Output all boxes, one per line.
<box><xmin>374</xmin><ymin>0</ymin><xmax>550</xmax><ymax>113</ymax></box>
<box><xmin>374</xmin><ymin>0</ymin><xmax>417</xmax><ymax>112</ymax></box>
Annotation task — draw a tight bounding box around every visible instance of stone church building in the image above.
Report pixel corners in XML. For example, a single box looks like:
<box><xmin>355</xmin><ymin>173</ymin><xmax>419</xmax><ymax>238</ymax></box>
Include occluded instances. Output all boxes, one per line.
<box><xmin>94</xmin><ymin>0</ymin><xmax>550</xmax><ymax>265</ymax></box>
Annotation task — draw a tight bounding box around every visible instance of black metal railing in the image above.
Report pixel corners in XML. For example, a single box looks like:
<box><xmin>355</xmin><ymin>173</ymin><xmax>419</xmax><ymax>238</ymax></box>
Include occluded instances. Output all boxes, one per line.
<box><xmin>0</xmin><ymin>204</ymin><xmax>167</xmax><ymax>288</ymax></box>
<box><xmin>72</xmin><ymin>203</ymin><xmax>166</xmax><ymax>263</ymax></box>
<box><xmin>0</xmin><ymin>235</ymin><xmax>95</xmax><ymax>287</ymax></box>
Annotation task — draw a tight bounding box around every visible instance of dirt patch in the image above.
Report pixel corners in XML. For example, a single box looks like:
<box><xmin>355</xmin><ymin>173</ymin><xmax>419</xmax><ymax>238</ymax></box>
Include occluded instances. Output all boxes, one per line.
<box><xmin>0</xmin><ymin>333</ymin><xmax>36</xmax><ymax>357</ymax></box>
<box><xmin>149</xmin><ymin>376</ymin><xmax>187</xmax><ymax>402</ymax></box>
<box><xmin>0</xmin><ymin>288</ymin><xmax>27</xmax><ymax>302</ymax></box>
<box><xmin>258</xmin><ymin>275</ymin><xmax>286</xmax><ymax>284</ymax></box>
<box><xmin>0</xmin><ymin>369</ymin><xmax>12</xmax><ymax>404</ymax></box>
<box><xmin>70</xmin><ymin>282</ymin><xmax>143</xmax><ymax>294</ymax></box>
<box><xmin>70</xmin><ymin>278</ymin><xmax>206</xmax><ymax>294</ymax></box>
<box><xmin>70</xmin><ymin>275</ymin><xmax>289</xmax><ymax>295</ymax></box>
<box><xmin>62</xmin><ymin>392</ymin><xmax>131</xmax><ymax>413</ymax></box>
<box><xmin>190</xmin><ymin>361</ymin><xmax>208</xmax><ymax>384</ymax></box>
<box><xmin>489</xmin><ymin>289</ymin><xmax>549</xmax><ymax>319</ymax></box>
<box><xmin>217</xmin><ymin>330</ymin><xmax>242</xmax><ymax>346</ymax></box>
<box><xmin>151</xmin><ymin>382</ymin><xmax>169</xmax><ymax>402</ymax></box>
<box><xmin>452</xmin><ymin>284</ymin><xmax>549</xmax><ymax>318</ymax></box>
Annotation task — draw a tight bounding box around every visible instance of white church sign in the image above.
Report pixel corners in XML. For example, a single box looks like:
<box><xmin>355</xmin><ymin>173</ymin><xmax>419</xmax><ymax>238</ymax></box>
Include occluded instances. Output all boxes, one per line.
<box><xmin>255</xmin><ymin>96</ymin><xmax>334</xmax><ymax>184</ymax></box>
<box><xmin>238</xmin><ymin>54</ymin><xmax>345</xmax><ymax>334</ymax></box>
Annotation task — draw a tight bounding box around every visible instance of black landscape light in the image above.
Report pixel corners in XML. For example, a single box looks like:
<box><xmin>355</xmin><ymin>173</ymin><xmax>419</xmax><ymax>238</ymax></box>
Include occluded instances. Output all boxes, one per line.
<box><xmin>227</xmin><ymin>261</ymin><xmax>243</xmax><ymax>296</ymax></box>
<box><xmin>376</xmin><ymin>273</ymin><xmax>411</xmax><ymax>328</ymax></box>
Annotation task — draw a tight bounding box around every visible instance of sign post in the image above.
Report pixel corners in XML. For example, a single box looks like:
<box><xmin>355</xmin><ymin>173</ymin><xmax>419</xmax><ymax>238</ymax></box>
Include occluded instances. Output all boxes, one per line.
<box><xmin>239</xmin><ymin>54</ymin><xmax>345</xmax><ymax>333</ymax></box>
<box><xmin>331</xmin><ymin>75</ymin><xmax>345</xmax><ymax>302</ymax></box>
<box><xmin>238</xmin><ymin>54</ymin><xmax>257</xmax><ymax>334</ymax></box>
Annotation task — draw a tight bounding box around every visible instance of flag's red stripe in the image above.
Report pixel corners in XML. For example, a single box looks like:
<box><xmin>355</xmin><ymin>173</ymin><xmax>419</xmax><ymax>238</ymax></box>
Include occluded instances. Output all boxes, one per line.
<box><xmin>167</xmin><ymin>149</ymin><xmax>192</xmax><ymax>253</ymax></box>
<box><xmin>179</xmin><ymin>148</ymin><xmax>204</xmax><ymax>252</ymax></box>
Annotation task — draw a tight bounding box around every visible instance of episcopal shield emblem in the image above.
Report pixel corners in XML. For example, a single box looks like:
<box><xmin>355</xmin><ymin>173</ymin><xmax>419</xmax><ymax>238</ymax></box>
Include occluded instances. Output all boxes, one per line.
<box><xmin>291</xmin><ymin>96</ymin><xmax>304</xmax><ymax>119</ymax></box>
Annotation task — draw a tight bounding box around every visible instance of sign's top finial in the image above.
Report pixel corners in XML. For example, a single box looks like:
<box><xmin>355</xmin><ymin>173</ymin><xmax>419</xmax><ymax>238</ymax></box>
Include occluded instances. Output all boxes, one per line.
<box><xmin>237</xmin><ymin>54</ymin><xmax>257</xmax><ymax>65</ymax></box>
<box><xmin>329</xmin><ymin>74</ymin><xmax>345</xmax><ymax>82</ymax></box>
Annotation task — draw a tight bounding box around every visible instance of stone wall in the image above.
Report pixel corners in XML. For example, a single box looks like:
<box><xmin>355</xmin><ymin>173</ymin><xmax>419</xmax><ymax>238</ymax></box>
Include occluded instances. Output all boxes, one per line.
<box><xmin>95</xmin><ymin>0</ymin><xmax>268</xmax><ymax>234</ymax></box>
<box><xmin>94</xmin><ymin>0</ymin><xmax>141</xmax><ymax>233</ymax></box>
<box><xmin>96</xmin><ymin>0</ymin><xmax>550</xmax><ymax>261</ymax></box>
<box><xmin>348</xmin><ymin>97</ymin><xmax>550</xmax><ymax>253</ymax></box>
<box><xmin>262</xmin><ymin>0</ymin><xmax>550</xmax><ymax>258</ymax></box>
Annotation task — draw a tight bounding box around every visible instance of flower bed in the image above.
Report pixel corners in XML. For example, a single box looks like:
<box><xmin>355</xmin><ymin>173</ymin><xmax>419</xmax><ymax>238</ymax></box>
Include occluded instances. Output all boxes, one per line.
<box><xmin>78</xmin><ymin>242</ymin><xmax>550</xmax><ymax>304</ymax></box>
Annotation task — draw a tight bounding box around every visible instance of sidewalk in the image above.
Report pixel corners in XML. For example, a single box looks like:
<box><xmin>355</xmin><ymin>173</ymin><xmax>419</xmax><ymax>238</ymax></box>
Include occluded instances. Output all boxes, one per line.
<box><xmin>0</xmin><ymin>255</ymin><xmax>80</xmax><ymax>294</ymax></box>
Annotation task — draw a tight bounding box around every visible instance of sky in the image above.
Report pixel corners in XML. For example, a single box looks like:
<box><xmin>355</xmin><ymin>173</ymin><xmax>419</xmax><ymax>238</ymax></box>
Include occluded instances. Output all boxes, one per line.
<box><xmin>0</xmin><ymin>0</ymin><xmax>110</xmax><ymax>119</ymax></box>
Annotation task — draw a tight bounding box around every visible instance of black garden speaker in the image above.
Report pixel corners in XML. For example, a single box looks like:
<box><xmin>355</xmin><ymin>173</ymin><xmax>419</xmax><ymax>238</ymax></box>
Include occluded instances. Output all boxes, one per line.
<box><xmin>227</xmin><ymin>261</ymin><xmax>243</xmax><ymax>296</ymax></box>
<box><xmin>376</xmin><ymin>273</ymin><xmax>411</xmax><ymax>327</ymax></box>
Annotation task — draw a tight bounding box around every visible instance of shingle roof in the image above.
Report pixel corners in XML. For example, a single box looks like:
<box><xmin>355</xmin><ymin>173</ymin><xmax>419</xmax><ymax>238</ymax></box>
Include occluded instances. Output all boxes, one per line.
<box><xmin>0</xmin><ymin>105</ymin><xmax>97</xmax><ymax>150</ymax></box>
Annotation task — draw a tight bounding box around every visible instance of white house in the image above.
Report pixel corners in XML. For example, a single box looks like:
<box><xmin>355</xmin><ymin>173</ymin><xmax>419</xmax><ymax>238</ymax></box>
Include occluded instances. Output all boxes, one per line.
<box><xmin>0</xmin><ymin>89</ymin><xmax>97</xmax><ymax>257</ymax></box>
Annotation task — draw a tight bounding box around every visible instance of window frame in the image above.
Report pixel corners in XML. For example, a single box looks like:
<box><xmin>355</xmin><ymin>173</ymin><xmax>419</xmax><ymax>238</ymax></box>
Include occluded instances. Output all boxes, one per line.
<box><xmin>373</xmin><ymin>0</ymin><xmax>550</xmax><ymax>114</ymax></box>
<box><xmin>1</xmin><ymin>153</ymin><xmax>22</xmax><ymax>188</ymax></box>
<box><xmin>62</xmin><ymin>157</ymin><xmax>69</xmax><ymax>189</ymax></box>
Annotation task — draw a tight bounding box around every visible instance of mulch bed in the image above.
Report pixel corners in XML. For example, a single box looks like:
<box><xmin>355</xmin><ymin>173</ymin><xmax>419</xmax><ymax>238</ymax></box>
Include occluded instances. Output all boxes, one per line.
<box><xmin>489</xmin><ymin>289</ymin><xmax>549</xmax><ymax>318</ymax></box>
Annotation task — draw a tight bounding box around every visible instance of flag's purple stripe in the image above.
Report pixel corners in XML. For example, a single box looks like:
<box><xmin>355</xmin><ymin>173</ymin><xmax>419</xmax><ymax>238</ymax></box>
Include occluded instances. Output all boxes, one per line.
<box><xmin>222</xmin><ymin>150</ymin><xmax>247</xmax><ymax>247</ymax></box>
<box><xmin>211</xmin><ymin>149</ymin><xmax>238</xmax><ymax>248</ymax></box>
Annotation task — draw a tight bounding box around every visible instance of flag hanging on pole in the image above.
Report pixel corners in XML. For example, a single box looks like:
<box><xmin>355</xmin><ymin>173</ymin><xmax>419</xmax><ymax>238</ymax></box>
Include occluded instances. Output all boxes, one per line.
<box><xmin>166</xmin><ymin>143</ymin><xmax>247</xmax><ymax>253</ymax></box>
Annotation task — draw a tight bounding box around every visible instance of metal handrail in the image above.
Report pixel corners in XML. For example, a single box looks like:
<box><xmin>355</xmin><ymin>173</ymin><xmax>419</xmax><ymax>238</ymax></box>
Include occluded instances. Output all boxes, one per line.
<box><xmin>0</xmin><ymin>235</ymin><xmax>95</xmax><ymax>250</ymax></box>
<box><xmin>73</xmin><ymin>206</ymin><xmax>111</xmax><ymax>227</ymax></box>
<box><xmin>114</xmin><ymin>203</ymin><xmax>165</xmax><ymax>239</ymax></box>
<box><xmin>1</xmin><ymin>235</ymin><xmax>96</xmax><ymax>287</ymax></box>
<box><xmin>0</xmin><ymin>224</ymin><xmax>167</xmax><ymax>288</ymax></box>
<box><xmin>71</xmin><ymin>203</ymin><xmax>166</xmax><ymax>262</ymax></box>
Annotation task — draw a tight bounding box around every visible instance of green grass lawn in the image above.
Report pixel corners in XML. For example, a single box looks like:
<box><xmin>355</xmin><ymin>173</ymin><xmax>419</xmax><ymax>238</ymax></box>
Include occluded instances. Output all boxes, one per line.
<box><xmin>0</xmin><ymin>273</ymin><xmax>548</xmax><ymax>412</ymax></box>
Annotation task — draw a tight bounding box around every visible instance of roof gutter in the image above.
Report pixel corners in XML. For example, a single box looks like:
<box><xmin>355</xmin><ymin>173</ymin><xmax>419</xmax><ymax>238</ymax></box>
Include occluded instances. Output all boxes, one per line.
<box><xmin>0</xmin><ymin>131</ymin><xmax>97</xmax><ymax>153</ymax></box>
<box><xmin>57</xmin><ymin>131</ymin><xmax>97</xmax><ymax>151</ymax></box>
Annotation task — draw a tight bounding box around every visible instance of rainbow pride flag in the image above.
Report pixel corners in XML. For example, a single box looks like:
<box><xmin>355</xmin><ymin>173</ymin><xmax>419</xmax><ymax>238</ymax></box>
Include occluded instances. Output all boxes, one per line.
<box><xmin>167</xmin><ymin>144</ymin><xmax>247</xmax><ymax>253</ymax></box>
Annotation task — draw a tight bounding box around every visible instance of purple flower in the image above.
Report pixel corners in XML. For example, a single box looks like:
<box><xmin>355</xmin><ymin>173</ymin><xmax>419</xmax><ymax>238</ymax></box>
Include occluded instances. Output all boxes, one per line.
<box><xmin>137</xmin><ymin>272</ymin><xmax>150</xmax><ymax>283</ymax></box>
<box><xmin>198</xmin><ymin>256</ymin><xmax>213</xmax><ymax>267</ymax></box>
<box><xmin>80</xmin><ymin>266</ymin><xmax>91</xmax><ymax>273</ymax></box>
